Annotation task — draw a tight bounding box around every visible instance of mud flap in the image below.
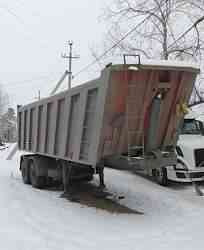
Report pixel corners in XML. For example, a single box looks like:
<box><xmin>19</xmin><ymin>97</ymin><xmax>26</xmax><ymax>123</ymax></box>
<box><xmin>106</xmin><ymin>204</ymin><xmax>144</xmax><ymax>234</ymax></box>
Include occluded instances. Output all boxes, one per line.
<box><xmin>186</xmin><ymin>171</ymin><xmax>204</xmax><ymax>196</ymax></box>
<box><xmin>183</xmin><ymin>165</ymin><xmax>204</xmax><ymax>196</ymax></box>
<box><xmin>192</xmin><ymin>182</ymin><xmax>204</xmax><ymax>196</ymax></box>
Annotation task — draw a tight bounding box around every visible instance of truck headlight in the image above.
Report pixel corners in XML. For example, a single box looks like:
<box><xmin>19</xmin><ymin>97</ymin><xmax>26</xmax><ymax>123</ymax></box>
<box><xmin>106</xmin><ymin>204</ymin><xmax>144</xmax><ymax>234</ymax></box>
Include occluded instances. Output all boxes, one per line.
<box><xmin>174</xmin><ymin>160</ymin><xmax>186</xmax><ymax>170</ymax></box>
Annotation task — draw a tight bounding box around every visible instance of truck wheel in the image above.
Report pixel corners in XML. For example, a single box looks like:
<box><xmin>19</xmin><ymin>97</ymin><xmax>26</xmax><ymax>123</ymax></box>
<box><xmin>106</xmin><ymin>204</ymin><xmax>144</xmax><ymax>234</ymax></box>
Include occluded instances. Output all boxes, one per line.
<box><xmin>154</xmin><ymin>167</ymin><xmax>168</xmax><ymax>186</ymax></box>
<box><xmin>21</xmin><ymin>158</ymin><xmax>31</xmax><ymax>184</ymax></box>
<box><xmin>30</xmin><ymin>160</ymin><xmax>46</xmax><ymax>189</ymax></box>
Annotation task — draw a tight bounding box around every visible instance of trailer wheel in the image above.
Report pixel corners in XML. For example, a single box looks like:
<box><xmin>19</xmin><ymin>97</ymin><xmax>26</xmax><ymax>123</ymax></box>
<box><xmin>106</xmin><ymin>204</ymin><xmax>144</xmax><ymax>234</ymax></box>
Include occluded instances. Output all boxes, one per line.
<box><xmin>30</xmin><ymin>160</ymin><xmax>46</xmax><ymax>189</ymax></box>
<box><xmin>21</xmin><ymin>158</ymin><xmax>31</xmax><ymax>184</ymax></box>
<box><xmin>82</xmin><ymin>175</ymin><xmax>93</xmax><ymax>182</ymax></box>
<box><xmin>154</xmin><ymin>167</ymin><xmax>168</xmax><ymax>186</ymax></box>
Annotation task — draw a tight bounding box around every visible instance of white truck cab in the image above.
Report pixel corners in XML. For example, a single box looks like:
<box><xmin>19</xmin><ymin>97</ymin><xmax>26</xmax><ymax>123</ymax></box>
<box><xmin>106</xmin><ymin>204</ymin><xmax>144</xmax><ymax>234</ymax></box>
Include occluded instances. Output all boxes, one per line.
<box><xmin>167</xmin><ymin>111</ymin><xmax>204</xmax><ymax>182</ymax></box>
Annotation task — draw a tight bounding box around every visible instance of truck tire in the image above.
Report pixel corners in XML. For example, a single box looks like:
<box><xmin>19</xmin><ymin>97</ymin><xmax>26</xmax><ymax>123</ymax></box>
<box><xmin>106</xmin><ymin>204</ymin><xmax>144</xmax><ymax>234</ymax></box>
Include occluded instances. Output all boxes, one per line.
<box><xmin>154</xmin><ymin>167</ymin><xmax>168</xmax><ymax>186</ymax></box>
<box><xmin>21</xmin><ymin>158</ymin><xmax>31</xmax><ymax>184</ymax></box>
<box><xmin>30</xmin><ymin>160</ymin><xmax>46</xmax><ymax>189</ymax></box>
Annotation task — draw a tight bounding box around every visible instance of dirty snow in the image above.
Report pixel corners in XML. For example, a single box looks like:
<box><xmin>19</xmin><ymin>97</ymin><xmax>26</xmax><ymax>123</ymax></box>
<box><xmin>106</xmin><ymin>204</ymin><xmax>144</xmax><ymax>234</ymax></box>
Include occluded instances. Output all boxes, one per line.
<box><xmin>0</xmin><ymin>145</ymin><xmax>204</xmax><ymax>250</ymax></box>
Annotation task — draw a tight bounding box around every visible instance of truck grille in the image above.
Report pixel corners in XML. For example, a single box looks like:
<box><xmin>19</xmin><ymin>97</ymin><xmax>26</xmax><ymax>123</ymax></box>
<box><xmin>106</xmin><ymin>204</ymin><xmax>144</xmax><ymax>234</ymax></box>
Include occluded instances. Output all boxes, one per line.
<box><xmin>194</xmin><ymin>149</ymin><xmax>204</xmax><ymax>167</ymax></box>
<box><xmin>189</xmin><ymin>172</ymin><xmax>204</xmax><ymax>179</ymax></box>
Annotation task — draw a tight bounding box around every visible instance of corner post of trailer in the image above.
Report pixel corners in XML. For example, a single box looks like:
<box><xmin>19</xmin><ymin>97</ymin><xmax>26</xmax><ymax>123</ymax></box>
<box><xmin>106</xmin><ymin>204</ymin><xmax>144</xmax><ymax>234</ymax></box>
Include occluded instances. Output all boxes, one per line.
<box><xmin>95</xmin><ymin>162</ymin><xmax>106</xmax><ymax>189</ymax></box>
<box><xmin>61</xmin><ymin>161</ymin><xmax>73</xmax><ymax>194</ymax></box>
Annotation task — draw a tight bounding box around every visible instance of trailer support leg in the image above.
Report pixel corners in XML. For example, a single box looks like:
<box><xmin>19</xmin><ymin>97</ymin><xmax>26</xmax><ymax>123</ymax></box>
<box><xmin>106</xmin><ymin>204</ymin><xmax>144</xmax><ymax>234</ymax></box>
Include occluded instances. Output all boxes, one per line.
<box><xmin>62</xmin><ymin>163</ymin><xmax>72</xmax><ymax>193</ymax></box>
<box><xmin>98</xmin><ymin>166</ymin><xmax>105</xmax><ymax>189</ymax></box>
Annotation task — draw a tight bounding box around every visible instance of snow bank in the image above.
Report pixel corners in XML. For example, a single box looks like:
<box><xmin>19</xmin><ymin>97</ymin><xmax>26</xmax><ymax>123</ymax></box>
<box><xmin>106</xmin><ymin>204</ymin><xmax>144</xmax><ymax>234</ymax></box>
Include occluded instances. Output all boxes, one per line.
<box><xmin>0</xmin><ymin>146</ymin><xmax>204</xmax><ymax>250</ymax></box>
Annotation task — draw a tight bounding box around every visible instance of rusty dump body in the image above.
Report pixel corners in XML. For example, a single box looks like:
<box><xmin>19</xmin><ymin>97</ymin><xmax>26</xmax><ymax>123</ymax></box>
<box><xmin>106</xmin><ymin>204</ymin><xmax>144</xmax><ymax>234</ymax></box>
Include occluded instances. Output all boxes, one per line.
<box><xmin>18</xmin><ymin>61</ymin><xmax>199</xmax><ymax>171</ymax></box>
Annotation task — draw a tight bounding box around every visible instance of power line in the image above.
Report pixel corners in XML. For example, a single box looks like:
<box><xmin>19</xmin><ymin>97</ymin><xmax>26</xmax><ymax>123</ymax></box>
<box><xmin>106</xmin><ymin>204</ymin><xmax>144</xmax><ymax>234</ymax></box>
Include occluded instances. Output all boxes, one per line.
<box><xmin>0</xmin><ymin>4</ymin><xmax>25</xmax><ymax>25</ymax></box>
<box><xmin>73</xmin><ymin>14</ymin><xmax>152</xmax><ymax>79</ymax></box>
<box><xmin>168</xmin><ymin>16</ymin><xmax>204</xmax><ymax>50</ymax></box>
<box><xmin>0</xmin><ymin>4</ymin><xmax>49</xmax><ymax>48</ymax></box>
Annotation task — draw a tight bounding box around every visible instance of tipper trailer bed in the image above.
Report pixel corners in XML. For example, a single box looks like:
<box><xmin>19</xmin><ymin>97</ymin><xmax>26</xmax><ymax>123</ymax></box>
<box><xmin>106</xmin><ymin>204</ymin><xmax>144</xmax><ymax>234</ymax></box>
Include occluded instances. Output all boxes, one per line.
<box><xmin>18</xmin><ymin>60</ymin><xmax>199</xmax><ymax>190</ymax></box>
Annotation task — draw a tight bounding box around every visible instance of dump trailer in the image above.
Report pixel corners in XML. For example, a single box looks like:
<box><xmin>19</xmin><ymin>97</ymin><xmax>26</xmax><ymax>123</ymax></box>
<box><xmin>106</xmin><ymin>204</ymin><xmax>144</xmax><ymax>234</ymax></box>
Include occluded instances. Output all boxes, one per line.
<box><xmin>17</xmin><ymin>60</ymin><xmax>199</xmax><ymax>190</ymax></box>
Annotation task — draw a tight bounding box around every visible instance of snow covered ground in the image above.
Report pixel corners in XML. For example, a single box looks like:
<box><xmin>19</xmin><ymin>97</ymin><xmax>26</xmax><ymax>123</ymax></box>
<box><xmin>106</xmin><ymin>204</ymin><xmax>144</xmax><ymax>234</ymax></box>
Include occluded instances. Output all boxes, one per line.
<box><xmin>0</xmin><ymin>145</ymin><xmax>204</xmax><ymax>250</ymax></box>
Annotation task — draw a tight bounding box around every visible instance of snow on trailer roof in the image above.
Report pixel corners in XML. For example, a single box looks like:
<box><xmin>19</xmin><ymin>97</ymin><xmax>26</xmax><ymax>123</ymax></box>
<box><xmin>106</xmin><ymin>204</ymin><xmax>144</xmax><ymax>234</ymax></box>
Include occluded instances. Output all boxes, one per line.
<box><xmin>109</xmin><ymin>59</ymin><xmax>200</xmax><ymax>73</ymax></box>
<box><xmin>140</xmin><ymin>59</ymin><xmax>200</xmax><ymax>72</ymax></box>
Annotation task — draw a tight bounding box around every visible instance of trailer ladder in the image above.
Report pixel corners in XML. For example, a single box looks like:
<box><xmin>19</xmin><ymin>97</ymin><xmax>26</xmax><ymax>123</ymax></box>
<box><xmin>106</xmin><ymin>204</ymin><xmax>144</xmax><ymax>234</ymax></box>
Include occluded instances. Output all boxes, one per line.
<box><xmin>126</xmin><ymin>86</ymin><xmax>145</xmax><ymax>164</ymax></box>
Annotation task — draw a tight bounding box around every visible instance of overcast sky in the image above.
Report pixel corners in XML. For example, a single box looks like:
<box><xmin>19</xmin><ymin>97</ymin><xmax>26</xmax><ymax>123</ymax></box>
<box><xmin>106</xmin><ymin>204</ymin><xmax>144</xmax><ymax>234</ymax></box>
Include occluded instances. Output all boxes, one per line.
<box><xmin>0</xmin><ymin>0</ymin><xmax>110</xmax><ymax>109</ymax></box>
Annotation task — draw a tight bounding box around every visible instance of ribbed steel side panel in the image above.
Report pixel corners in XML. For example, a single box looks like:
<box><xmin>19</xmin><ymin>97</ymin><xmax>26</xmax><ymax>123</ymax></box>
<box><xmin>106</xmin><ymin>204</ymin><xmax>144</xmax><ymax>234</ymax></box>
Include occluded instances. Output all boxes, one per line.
<box><xmin>23</xmin><ymin>110</ymin><xmax>28</xmax><ymax>149</ymax></box>
<box><xmin>54</xmin><ymin>98</ymin><xmax>65</xmax><ymax>155</ymax></box>
<box><xmin>66</xmin><ymin>94</ymin><xmax>80</xmax><ymax>159</ymax></box>
<box><xmin>17</xmin><ymin>64</ymin><xmax>198</xmax><ymax>168</ymax></box>
<box><xmin>17</xmin><ymin>111</ymin><xmax>22</xmax><ymax>148</ymax></box>
<box><xmin>17</xmin><ymin>74</ymin><xmax>106</xmax><ymax>167</ymax></box>
<box><xmin>80</xmin><ymin>88</ymin><xmax>98</xmax><ymax>161</ymax></box>
<box><xmin>33</xmin><ymin>107</ymin><xmax>38</xmax><ymax>152</ymax></box>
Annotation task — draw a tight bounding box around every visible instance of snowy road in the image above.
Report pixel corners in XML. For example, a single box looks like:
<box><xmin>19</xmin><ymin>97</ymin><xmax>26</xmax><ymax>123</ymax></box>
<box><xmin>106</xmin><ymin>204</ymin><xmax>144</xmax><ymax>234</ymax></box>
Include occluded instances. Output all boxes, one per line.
<box><xmin>0</xmin><ymin>145</ymin><xmax>204</xmax><ymax>250</ymax></box>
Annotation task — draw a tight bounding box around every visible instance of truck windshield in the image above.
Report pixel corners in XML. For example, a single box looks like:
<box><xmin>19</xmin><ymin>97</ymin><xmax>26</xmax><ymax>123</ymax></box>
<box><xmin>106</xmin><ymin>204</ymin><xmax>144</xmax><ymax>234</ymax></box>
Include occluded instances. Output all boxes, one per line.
<box><xmin>181</xmin><ymin>119</ymin><xmax>202</xmax><ymax>135</ymax></box>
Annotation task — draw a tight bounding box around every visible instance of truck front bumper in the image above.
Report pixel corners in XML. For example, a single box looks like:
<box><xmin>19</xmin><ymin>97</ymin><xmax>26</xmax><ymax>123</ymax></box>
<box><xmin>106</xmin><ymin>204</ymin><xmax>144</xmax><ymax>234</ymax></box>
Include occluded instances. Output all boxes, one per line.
<box><xmin>167</xmin><ymin>166</ymin><xmax>204</xmax><ymax>182</ymax></box>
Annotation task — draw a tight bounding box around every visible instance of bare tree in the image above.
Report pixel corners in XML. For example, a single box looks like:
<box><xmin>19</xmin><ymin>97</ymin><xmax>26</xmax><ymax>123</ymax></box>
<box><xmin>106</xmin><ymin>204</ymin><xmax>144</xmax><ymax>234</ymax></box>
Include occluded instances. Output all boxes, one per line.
<box><xmin>102</xmin><ymin>0</ymin><xmax>204</xmax><ymax>61</ymax></box>
<box><xmin>0</xmin><ymin>108</ymin><xmax>17</xmax><ymax>142</ymax></box>
<box><xmin>189</xmin><ymin>76</ymin><xmax>204</xmax><ymax>107</ymax></box>
<box><xmin>0</xmin><ymin>86</ymin><xmax>9</xmax><ymax>117</ymax></box>
<box><xmin>0</xmin><ymin>86</ymin><xmax>9</xmax><ymax>140</ymax></box>
<box><xmin>96</xmin><ymin>0</ymin><xmax>204</xmax><ymax>105</ymax></box>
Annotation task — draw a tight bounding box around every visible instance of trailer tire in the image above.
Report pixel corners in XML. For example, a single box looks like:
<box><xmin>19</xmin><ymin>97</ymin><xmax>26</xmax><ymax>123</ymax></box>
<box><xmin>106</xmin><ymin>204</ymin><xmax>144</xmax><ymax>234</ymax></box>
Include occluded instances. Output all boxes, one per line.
<box><xmin>154</xmin><ymin>167</ymin><xmax>168</xmax><ymax>186</ymax></box>
<box><xmin>82</xmin><ymin>175</ymin><xmax>93</xmax><ymax>182</ymax></box>
<box><xmin>21</xmin><ymin>158</ymin><xmax>31</xmax><ymax>184</ymax></box>
<box><xmin>30</xmin><ymin>160</ymin><xmax>46</xmax><ymax>189</ymax></box>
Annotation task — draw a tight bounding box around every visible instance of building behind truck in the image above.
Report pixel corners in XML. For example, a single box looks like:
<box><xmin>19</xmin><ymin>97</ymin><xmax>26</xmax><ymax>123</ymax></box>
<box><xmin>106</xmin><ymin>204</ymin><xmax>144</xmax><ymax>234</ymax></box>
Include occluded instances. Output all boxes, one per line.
<box><xmin>17</xmin><ymin>60</ymin><xmax>199</xmax><ymax>191</ymax></box>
